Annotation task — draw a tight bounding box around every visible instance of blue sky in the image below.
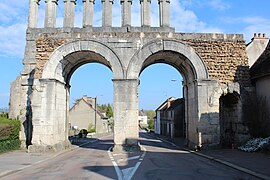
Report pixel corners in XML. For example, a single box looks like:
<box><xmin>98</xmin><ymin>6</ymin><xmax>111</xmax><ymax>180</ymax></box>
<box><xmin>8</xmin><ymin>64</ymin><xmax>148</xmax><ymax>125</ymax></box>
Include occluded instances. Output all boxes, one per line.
<box><xmin>0</xmin><ymin>0</ymin><xmax>270</xmax><ymax>110</ymax></box>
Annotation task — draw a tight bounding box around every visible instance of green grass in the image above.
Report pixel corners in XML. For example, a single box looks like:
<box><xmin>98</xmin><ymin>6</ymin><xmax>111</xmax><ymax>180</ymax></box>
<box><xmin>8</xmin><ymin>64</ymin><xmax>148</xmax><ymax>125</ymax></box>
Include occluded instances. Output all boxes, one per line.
<box><xmin>0</xmin><ymin>117</ymin><xmax>21</xmax><ymax>153</ymax></box>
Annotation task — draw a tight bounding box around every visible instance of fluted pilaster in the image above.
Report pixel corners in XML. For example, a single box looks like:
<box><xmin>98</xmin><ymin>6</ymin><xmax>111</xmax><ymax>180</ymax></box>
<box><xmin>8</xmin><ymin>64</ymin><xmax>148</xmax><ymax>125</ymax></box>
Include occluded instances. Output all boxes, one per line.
<box><xmin>159</xmin><ymin>0</ymin><xmax>170</xmax><ymax>27</ymax></box>
<box><xmin>121</xmin><ymin>0</ymin><xmax>132</xmax><ymax>27</ymax></box>
<box><xmin>83</xmin><ymin>0</ymin><xmax>95</xmax><ymax>27</ymax></box>
<box><xmin>45</xmin><ymin>0</ymin><xmax>58</xmax><ymax>28</ymax></box>
<box><xmin>28</xmin><ymin>0</ymin><xmax>40</xmax><ymax>28</ymax></box>
<box><xmin>102</xmin><ymin>0</ymin><xmax>113</xmax><ymax>27</ymax></box>
<box><xmin>63</xmin><ymin>0</ymin><xmax>77</xmax><ymax>28</ymax></box>
<box><xmin>140</xmin><ymin>0</ymin><xmax>151</xmax><ymax>27</ymax></box>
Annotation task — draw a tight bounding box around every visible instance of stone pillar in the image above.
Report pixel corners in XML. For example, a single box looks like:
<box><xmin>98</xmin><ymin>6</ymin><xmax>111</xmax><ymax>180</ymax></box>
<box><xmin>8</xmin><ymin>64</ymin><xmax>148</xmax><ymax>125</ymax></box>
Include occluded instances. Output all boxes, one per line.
<box><xmin>121</xmin><ymin>0</ymin><xmax>132</xmax><ymax>27</ymax></box>
<box><xmin>83</xmin><ymin>0</ymin><xmax>95</xmax><ymax>27</ymax></box>
<box><xmin>28</xmin><ymin>79</ymin><xmax>70</xmax><ymax>152</ymax></box>
<box><xmin>113</xmin><ymin>79</ymin><xmax>140</xmax><ymax>151</ymax></box>
<box><xmin>140</xmin><ymin>0</ymin><xmax>151</xmax><ymax>27</ymax></box>
<box><xmin>45</xmin><ymin>0</ymin><xmax>58</xmax><ymax>28</ymax></box>
<box><xmin>102</xmin><ymin>0</ymin><xmax>113</xmax><ymax>27</ymax></box>
<box><xmin>63</xmin><ymin>0</ymin><xmax>77</xmax><ymax>28</ymax></box>
<box><xmin>28</xmin><ymin>0</ymin><xmax>40</xmax><ymax>28</ymax></box>
<box><xmin>158</xmin><ymin>0</ymin><xmax>170</xmax><ymax>27</ymax></box>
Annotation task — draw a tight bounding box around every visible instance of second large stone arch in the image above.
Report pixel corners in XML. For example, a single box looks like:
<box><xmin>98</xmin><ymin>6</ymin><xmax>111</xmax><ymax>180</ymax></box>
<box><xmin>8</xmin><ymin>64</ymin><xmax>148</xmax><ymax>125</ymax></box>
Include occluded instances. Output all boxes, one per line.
<box><xmin>126</xmin><ymin>39</ymin><xmax>221</xmax><ymax>148</ymax></box>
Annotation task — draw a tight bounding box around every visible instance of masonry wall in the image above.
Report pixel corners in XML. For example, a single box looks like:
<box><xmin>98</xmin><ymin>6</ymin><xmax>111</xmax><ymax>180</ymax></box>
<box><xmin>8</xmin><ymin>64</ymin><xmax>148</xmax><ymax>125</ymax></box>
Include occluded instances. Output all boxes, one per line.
<box><xmin>31</xmin><ymin>31</ymin><xmax>250</xmax><ymax>89</ymax></box>
<box><xmin>11</xmin><ymin>29</ymin><xmax>252</xmax><ymax>149</ymax></box>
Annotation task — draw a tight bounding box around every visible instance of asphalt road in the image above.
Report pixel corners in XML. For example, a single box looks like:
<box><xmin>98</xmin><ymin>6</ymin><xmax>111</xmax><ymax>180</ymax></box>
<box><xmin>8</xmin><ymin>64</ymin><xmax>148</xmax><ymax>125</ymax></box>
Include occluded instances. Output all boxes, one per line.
<box><xmin>2</xmin><ymin>132</ymin><xmax>258</xmax><ymax>180</ymax></box>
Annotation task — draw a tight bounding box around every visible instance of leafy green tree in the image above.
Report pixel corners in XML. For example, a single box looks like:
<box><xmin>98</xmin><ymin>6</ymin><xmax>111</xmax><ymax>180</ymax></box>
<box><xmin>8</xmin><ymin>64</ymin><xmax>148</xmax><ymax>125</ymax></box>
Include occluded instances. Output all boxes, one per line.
<box><xmin>106</xmin><ymin>104</ymin><xmax>113</xmax><ymax>118</ymax></box>
<box><xmin>148</xmin><ymin>119</ymin><xmax>154</xmax><ymax>130</ymax></box>
<box><xmin>146</xmin><ymin>110</ymin><xmax>155</xmax><ymax>121</ymax></box>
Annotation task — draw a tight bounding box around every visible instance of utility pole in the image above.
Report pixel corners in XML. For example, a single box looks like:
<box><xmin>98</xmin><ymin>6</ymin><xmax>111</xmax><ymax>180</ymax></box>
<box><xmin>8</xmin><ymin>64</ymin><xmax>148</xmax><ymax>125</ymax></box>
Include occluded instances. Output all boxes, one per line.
<box><xmin>95</xmin><ymin>96</ymin><xmax>97</xmax><ymax>132</ymax></box>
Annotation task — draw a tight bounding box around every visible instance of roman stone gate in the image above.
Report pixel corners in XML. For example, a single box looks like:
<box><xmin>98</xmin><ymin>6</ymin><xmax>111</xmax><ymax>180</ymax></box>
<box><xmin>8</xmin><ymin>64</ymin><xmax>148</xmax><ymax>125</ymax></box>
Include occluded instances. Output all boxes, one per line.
<box><xmin>10</xmin><ymin>0</ymin><xmax>252</xmax><ymax>152</ymax></box>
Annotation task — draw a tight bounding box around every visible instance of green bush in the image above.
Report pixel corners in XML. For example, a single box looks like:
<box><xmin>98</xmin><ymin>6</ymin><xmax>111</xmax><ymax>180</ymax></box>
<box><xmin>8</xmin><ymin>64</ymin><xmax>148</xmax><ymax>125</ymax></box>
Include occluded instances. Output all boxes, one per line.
<box><xmin>0</xmin><ymin>118</ymin><xmax>21</xmax><ymax>153</ymax></box>
<box><xmin>87</xmin><ymin>123</ymin><xmax>96</xmax><ymax>133</ymax></box>
<box><xmin>148</xmin><ymin>119</ymin><xmax>154</xmax><ymax>130</ymax></box>
<box><xmin>0</xmin><ymin>139</ymin><xmax>21</xmax><ymax>154</ymax></box>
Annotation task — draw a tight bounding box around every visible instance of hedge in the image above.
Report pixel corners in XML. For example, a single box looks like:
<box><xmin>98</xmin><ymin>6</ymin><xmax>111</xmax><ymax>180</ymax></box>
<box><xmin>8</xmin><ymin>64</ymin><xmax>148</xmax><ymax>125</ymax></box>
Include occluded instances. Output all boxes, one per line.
<box><xmin>0</xmin><ymin>118</ymin><xmax>21</xmax><ymax>153</ymax></box>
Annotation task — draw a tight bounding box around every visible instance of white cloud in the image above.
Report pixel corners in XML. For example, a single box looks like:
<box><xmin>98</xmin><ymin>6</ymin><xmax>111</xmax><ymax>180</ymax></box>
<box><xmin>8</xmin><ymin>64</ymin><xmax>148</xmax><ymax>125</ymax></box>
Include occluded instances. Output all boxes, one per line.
<box><xmin>171</xmin><ymin>0</ymin><xmax>222</xmax><ymax>33</ymax></box>
<box><xmin>0</xmin><ymin>0</ymin><xmax>28</xmax><ymax>58</ymax></box>
<box><xmin>221</xmin><ymin>16</ymin><xmax>270</xmax><ymax>41</ymax></box>
<box><xmin>0</xmin><ymin>23</ymin><xmax>27</xmax><ymax>58</ymax></box>
<box><xmin>241</xmin><ymin>17</ymin><xmax>270</xmax><ymax>41</ymax></box>
<box><xmin>208</xmin><ymin>0</ymin><xmax>230</xmax><ymax>10</ymax></box>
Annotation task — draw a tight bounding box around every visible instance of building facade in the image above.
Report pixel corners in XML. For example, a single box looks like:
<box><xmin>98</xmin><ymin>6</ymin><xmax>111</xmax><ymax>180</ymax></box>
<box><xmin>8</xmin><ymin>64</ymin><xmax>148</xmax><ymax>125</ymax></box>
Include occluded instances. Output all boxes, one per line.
<box><xmin>69</xmin><ymin>96</ymin><xmax>110</xmax><ymax>135</ymax></box>
<box><xmin>155</xmin><ymin>97</ymin><xmax>185</xmax><ymax>138</ymax></box>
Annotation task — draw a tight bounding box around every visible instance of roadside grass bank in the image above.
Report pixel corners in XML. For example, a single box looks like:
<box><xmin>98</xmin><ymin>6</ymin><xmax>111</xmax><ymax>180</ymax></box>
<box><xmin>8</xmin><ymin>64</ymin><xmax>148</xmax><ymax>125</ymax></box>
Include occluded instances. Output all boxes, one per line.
<box><xmin>0</xmin><ymin>117</ymin><xmax>20</xmax><ymax>154</ymax></box>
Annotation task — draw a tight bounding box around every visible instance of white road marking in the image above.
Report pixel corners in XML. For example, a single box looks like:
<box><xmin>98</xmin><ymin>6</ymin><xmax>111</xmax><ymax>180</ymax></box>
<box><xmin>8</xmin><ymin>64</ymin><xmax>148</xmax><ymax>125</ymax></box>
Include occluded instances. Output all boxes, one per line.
<box><xmin>108</xmin><ymin>147</ymin><xmax>123</xmax><ymax>180</ymax></box>
<box><xmin>108</xmin><ymin>146</ymin><xmax>147</xmax><ymax>180</ymax></box>
<box><xmin>116</xmin><ymin>155</ymin><xmax>140</xmax><ymax>163</ymax></box>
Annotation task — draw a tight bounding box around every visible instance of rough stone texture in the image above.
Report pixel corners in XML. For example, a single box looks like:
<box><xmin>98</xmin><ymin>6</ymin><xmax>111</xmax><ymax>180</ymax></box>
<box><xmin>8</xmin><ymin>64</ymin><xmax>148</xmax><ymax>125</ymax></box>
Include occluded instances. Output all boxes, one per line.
<box><xmin>35</xmin><ymin>37</ymin><xmax>65</xmax><ymax>79</ymax></box>
<box><xmin>186</xmin><ymin>40</ymin><xmax>251</xmax><ymax>86</ymax></box>
<box><xmin>32</xmin><ymin>31</ymin><xmax>250</xmax><ymax>87</ymax></box>
<box><xmin>10</xmin><ymin>1</ymin><xmax>256</xmax><ymax>152</ymax></box>
<box><xmin>28</xmin><ymin>140</ymin><xmax>71</xmax><ymax>153</ymax></box>
<box><xmin>12</xmin><ymin>29</ymin><xmax>252</xmax><ymax>151</ymax></box>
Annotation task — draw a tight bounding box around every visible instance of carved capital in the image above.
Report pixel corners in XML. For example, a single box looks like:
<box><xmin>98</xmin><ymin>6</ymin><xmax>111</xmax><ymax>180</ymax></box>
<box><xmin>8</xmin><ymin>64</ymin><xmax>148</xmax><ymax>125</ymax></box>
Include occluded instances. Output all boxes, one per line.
<box><xmin>158</xmin><ymin>0</ymin><xmax>170</xmax><ymax>2</ymax></box>
<box><xmin>64</xmin><ymin>0</ymin><xmax>77</xmax><ymax>3</ymax></box>
<box><xmin>101</xmin><ymin>0</ymin><xmax>113</xmax><ymax>3</ymax></box>
<box><xmin>83</xmin><ymin>0</ymin><xmax>95</xmax><ymax>2</ymax></box>
<box><xmin>45</xmin><ymin>0</ymin><xmax>59</xmax><ymax>4</ymax></box>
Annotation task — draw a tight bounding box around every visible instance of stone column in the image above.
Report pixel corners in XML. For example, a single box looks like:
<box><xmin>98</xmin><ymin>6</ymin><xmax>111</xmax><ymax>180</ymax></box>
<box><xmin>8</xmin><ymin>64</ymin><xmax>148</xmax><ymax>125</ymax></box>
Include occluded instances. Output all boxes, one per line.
<box><xmin>83</xmin><ymin>0</ymin><xmax>95</xmax><ymax>27</ymax></box>
<box><xmin>121</xmin><ymin>0</ymin><xmax>132</xmax><ymax>27</ymax></box>
<box><xmin>63</xmin><ymin>0</ymin><xmax>77</xmax><ymax>28</ymax></box>
<box><xmin>113</xmin><ymin>79</ymin><xmax>140</xmax><ymax>151</ymax></box>
<box><xmin>158</xmin><ymin>0</ymin><xmax>170</xmax><ymax>27</ymax></box>
<box><xmin>28</xmin><ymin>0</ymin><xmax>40</xmax><ymax>28</ymax></box>
<box><xmin>44</xmin><ymin>0</ymin><xmax>58</xmax><ymax>28</ymax></box>
<box><xmin>102</xmin><ymin>0</ymin><xmax>113</xmax><ymax>27</ymax></box>
<box><xmin>29</xmin><ymin>79</ymin><xmax>70</xmax><ymax>152</ymax></box>
<box><xmin>140</xmin><ymin>0</ymin><xmax>151</xmax><ymax>27</ymax></box>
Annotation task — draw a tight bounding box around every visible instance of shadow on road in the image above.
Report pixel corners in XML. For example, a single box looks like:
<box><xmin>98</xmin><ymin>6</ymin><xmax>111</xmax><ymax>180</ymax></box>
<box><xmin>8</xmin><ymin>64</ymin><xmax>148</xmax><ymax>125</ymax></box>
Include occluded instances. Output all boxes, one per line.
<box><xmin>75</xmin><ymin>132</ymin><xmax>256</xmax><ymax>180</ymax></box>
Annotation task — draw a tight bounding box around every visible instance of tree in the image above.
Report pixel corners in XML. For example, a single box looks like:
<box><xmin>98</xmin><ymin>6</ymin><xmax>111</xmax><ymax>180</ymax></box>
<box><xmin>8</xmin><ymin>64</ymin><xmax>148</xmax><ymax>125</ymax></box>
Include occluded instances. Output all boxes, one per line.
<box><xmin>146</xmin><ymin>110</ymin><xmax>155</xmax><ymax>121</ymax></box>
<box><xmin>106</xmin><ymin>104</ymin><xmax>113</xmax><ymax>118</ymax></box>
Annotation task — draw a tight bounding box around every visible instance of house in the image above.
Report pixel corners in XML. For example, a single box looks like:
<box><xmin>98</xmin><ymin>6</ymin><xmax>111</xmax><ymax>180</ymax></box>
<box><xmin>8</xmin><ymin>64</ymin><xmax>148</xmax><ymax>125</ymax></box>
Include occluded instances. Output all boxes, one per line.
<box><xmin>250</xmin><ymin>39</ymin><xmax>270</xmax><ymax>135</ymax></box>
<box><xmin>69</xmin><ymin>96</ymin><xmax>111</xmax><ymax>134</ymax></box>
<box><xmin>138</xmin><ymin>110</ymin><xmax>148</xmax><ymax>127</ymax></box>
<box><xmin>155</xmin><ymin>97</ymin><xmax>185</xmax><ymax>138</ymax></box>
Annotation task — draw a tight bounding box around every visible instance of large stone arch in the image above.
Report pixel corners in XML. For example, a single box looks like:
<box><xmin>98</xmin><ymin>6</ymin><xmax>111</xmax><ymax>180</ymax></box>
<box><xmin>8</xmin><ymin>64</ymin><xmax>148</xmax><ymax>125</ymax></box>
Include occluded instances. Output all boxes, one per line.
<box><xmin>126</xmin><ymin>39</ymin><xmax>208</xmax><ymax>81</ymax></box>
<box><xmin>29</xmin><ymin>40</ymin><xmax>125</xmax><ymax>151</ymax></box>
<box><xmin>126</xmin><ymin>39</ymin><xmax>223</xmax><ymax>148</ymax></box>
<box><xmin>42</xmin><ymin>40</ymin><xmax>124</xmax><ymax>81</ymax></box>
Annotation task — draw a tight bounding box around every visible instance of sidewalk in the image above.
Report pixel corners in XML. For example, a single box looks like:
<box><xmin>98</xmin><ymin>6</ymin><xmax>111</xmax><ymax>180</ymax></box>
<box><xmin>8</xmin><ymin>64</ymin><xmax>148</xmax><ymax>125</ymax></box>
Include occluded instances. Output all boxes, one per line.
<box><xmin>0</xmin><ymin>150</ymin><xmax>54</xmax><ymax>178</ymax></box>
<box><xmin>199</xmin><ymin>149</ymin><xmax>270</xmax><ymax>178</ymax></box>
<box><xmin>152</xmin><ymin>133</ymin><xmax>270</xmax><ymax>180</ymax></box>
<box><xmin>0</xmin><ymin>134</ymin><xmax>106</xmax><ymax>179</ymax></box>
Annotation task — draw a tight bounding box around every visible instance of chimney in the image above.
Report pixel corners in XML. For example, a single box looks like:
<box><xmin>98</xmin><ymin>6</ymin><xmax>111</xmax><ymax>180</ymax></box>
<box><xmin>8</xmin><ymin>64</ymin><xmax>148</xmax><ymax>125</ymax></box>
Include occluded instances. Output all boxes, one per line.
<box><xmin>247</xmin><ymin>32</ymin><xmax>269</xmax><ymax>67</ymax></box>
<box><xmin>253</xmin><ymin>32</ymin><xmax>268</xmax><ymax>40</ymax></box>
<box><xmin>167</xmin><ymin>98</ymin><xmax>171</xmax><ymax>108</ymax></box>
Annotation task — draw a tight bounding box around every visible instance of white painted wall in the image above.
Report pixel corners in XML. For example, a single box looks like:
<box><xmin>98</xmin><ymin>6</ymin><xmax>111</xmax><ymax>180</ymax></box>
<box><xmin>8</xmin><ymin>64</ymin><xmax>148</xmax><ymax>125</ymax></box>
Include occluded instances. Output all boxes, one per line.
<box><xmin>155</xmin><ymin>111</ymin><xmax>161</xmax><ymax>134</ymax></box>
